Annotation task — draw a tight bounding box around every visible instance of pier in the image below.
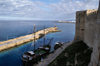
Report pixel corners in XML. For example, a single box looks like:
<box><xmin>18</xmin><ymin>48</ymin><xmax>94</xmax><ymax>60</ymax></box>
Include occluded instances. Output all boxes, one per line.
<box><xmin>0</xmin><ymin>27</ymin><xmax>60</xmax><ymax>51</ymax></box>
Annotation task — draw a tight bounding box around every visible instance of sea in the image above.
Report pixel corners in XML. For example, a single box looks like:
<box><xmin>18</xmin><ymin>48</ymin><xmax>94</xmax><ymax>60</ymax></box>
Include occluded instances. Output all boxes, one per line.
<box><xmin>0</xmin><ymin>20</ymin><xmax>75</xmax><ymax>66</ymax></box>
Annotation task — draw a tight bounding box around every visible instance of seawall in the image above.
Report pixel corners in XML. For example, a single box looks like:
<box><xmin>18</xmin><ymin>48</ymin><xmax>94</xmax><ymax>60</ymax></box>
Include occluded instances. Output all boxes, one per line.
<box><xmin>0</xmin><ymin>27</ymin><xmax>59</xmax><ymax>52</ymax></box>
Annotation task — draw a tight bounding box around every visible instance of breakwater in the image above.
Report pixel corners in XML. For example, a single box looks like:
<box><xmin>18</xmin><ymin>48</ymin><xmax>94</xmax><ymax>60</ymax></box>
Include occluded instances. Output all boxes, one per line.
<box><xmin>0</xmin><ymin>27</ymin><xmax>59</xmax><ymax>51</ymax></box>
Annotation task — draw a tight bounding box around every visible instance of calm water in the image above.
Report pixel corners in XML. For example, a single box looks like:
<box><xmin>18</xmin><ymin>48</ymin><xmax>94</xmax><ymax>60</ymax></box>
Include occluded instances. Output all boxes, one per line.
<box><xmin>0</xmin><ymin>20</ymin><xmax>75</xmax><ymax>66</ymax></box>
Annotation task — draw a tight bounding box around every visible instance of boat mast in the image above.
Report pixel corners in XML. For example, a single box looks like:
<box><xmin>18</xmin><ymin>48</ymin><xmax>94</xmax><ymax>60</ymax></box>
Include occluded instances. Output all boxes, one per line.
<box><xmin>33</xmin><ymin>24</ymin><xmax>36</xmax><ymax>50</ymax></box>
<box><xmin>47</xmin><ymin>38</ymin><xmax>53</xmax><ymax>45</ymax></box>
<box><xmin>43</xmin><ymin>26</ymin><xmax>46</xmax><ymax>46</ymax></box>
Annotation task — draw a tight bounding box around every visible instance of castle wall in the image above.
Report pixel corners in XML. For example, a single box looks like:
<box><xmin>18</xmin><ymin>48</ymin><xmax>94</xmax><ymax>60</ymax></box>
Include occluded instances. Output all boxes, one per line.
<box><xmin>74</xmin><ymin>9</ymin><xmax>99</xmax><ymax>66</ymax></box>
<box><xmin>84</xmin><ymin>10</ymin><xmax>97</xmax><ymax>48</ymax></box>
<box><xmin>74</xmin><ymin>11</ymin><xmax>86</xmax><ymax>41</ymax></box>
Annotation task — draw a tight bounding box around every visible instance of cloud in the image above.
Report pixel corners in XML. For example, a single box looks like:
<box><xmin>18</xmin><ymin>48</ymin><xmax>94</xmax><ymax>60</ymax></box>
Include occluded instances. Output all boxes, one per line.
<box><xmin>0</xmin><ymin>0</ymin><xmax>99</xmax><ymax>20</ymax></box>
<box><xmin>45</xmin><ymin>0</ymin><xmax>99</xmax><ymax>20</ymax></box>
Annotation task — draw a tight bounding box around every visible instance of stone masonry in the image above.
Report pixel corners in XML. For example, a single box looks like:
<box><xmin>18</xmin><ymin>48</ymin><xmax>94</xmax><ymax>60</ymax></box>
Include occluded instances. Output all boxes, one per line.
<box><xmin>74</xmin><ymin>1</ymin><xmax>100</xmax><ymax>66</ymax></box>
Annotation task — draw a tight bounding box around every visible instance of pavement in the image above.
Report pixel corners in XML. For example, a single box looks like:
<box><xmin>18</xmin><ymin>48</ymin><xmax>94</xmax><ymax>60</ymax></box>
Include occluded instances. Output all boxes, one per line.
<box><xmin>34</xmin><ymin>41</ymin><xmax>73</xmax><ymax>66</ymax></box>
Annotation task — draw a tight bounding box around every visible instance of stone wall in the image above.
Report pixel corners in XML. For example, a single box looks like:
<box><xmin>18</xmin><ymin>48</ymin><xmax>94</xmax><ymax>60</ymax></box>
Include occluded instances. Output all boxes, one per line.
<box><xmin>84</xmin><ymin>10</ymin><xmax>97</xmax><ymax>48</ymax></box>
<box><xmin>74</xmin><ymin>10</ymin><xmax>86</xmax><ymax>41</ymax></box>
<box><xmin>75</xmin><ymin>10</ymin><xmax>97</xmax><ymax>47</ymax></box>
<box><xmin>74</xmin><ymin>9</ymin><xmax>100</xmax><ymax>66</ymax></box>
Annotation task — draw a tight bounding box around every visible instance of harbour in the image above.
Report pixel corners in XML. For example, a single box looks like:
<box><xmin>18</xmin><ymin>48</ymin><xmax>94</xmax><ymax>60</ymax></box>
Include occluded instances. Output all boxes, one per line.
<box><xmin>0</xmin><ymin>0</ymin><xmax>98</xmax><ymax>66</ymax></box>
<box><xmin>0</xmin><ymin>20</ymin><xmax>75</xmax><ymax>66</ymax></box>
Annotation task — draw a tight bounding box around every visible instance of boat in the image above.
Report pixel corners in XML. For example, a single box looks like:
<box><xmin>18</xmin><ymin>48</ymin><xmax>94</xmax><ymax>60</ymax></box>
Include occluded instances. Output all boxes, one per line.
<box><xmin>34</xmin><ymin>26</ymin><xmax>53</xmax><ymax>58</ymax></box>
<box><xmin>22</xmin><ymin>51</ymin><xmax>41</xmax><ymax>62</ymax></box>
<box><xmin>54</xmin><ymin>42</ymin><xmax>64</xmax><ymax>50</ymax></box>
<box><xmin>22</xmin><ymin>25</ymin><xmax>53</xmax><ymax>66</ymax></box>
<box><xmin>37</xmin><ymin>38</ymin><xmax>53</xmax><ymax>55</ymax></box>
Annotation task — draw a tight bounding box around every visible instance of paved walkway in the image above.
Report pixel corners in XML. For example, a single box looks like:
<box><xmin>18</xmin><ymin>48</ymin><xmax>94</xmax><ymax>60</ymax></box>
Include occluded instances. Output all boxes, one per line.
<box><xmin>34</xmin><ymin>41</ymin><xmax>73</xmax><ymax>66</ymax></box>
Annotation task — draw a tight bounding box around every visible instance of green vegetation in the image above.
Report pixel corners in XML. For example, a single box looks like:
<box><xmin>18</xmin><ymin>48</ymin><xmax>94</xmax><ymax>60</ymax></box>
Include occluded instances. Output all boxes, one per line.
<box><xmin>48</xmin><ymin>41</ymin><xmax>92</xmax><ymax>66</ymax></box>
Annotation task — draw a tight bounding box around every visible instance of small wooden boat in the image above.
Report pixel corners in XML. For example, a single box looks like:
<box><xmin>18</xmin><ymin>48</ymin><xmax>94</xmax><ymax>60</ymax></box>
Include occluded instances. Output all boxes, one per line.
<box><xmin>22</xmin><ymin>47</ymin><xmax>51</xmax><ymax>66</ymax></box>
<box><xmin>34</xmin><ymin>38</ymin><xmax>53</xmax><ymax>58</ymax></box>
<box><xmin>22</xmin><ymin>51</ymin><xmax>41</xmax><ymax>62</ymax></box>
<box><xmin>34</xmin><ymin>46</ymin><xmax>50</xmax><ymax>57</ymax></box>
<box><xmin>22</xmin><ymin>51</ymin><xmax>41</xmax><ymax>66</ymax></box>
<box><xmin>54</xmin><ymin>42</ymin><xmax>64</xmax><ymax>50</ymax></box>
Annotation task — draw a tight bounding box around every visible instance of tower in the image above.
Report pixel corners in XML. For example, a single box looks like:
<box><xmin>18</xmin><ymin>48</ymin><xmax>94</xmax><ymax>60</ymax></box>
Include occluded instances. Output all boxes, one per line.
<box><xmin>88</xmin><ymin>0</ymin><xmax>100</xmax><ymax>66</ymax></box>
<box><xmin>98</xmin><ymin>0</ymin><xmax>100</xmax><ymax>16</ymax></box>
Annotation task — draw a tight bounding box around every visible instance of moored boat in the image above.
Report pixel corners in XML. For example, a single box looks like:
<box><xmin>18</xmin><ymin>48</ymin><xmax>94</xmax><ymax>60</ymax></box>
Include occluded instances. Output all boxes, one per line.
<box><xmin>22</xmin><ymin>25</ymin><xmax>53</xmax><ymax>66</ymax></box>
<box><xmin>22</xmin><ymin>51</ymin><xmax>41</xmax><ymax>66</ymax></box>
<box><xmin>54</xmin><ymin>42</ymin><xmax>64</xmax><ymax>50</ymax></box>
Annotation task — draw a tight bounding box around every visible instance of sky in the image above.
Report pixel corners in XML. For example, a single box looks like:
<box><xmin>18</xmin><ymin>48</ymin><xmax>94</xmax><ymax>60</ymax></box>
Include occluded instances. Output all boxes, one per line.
<box><xmin>0</xmin><ymin>0</ymin><xmax>99</xmax><ymax>20</ymax></box>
